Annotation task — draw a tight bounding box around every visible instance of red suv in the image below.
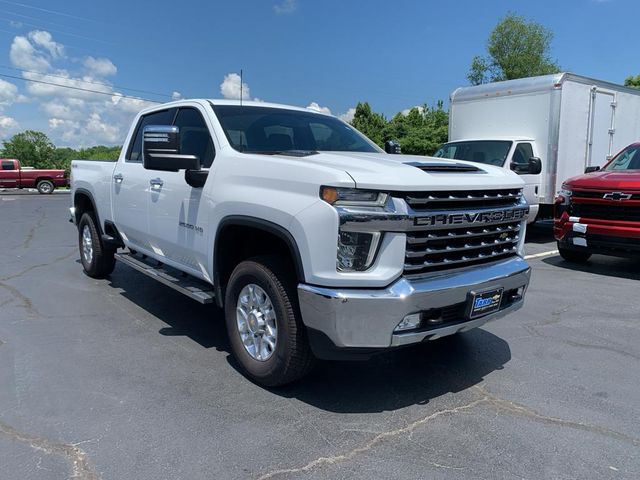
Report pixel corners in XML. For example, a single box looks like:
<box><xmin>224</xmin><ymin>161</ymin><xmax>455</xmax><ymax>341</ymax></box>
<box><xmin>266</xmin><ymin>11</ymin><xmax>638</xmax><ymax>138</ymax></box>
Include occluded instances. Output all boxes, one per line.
<box><xmin>554</xmin><ymin>142</ymin><xmax>640</xmax><ymax>262</ymax></box>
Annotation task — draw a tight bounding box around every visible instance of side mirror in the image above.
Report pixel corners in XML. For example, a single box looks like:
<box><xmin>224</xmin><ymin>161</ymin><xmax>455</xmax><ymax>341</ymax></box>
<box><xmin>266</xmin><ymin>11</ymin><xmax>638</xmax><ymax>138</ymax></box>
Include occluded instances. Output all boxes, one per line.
<box><xmin>528</xmin><ymin>157</ymin><xmax>542</xmax><ymax>175</ymax></box>
<box><xmin>509</xmin><ymin>157</ymin><xmax>541</xmax><ymax>175</ymax></box>
<box><xmin>143</xmin><ymin>125</ymin><xmax>201</xmax><ymax>172</ymax></box>
<box><xmin>584</xmin><ymin>165</ymin><xmax>601</xmax><ymax>173</ymax></box>
<box><xmin>384</xmin><ymin>140</ymin><xmax>401</xmax><ymax>154</ymax></box>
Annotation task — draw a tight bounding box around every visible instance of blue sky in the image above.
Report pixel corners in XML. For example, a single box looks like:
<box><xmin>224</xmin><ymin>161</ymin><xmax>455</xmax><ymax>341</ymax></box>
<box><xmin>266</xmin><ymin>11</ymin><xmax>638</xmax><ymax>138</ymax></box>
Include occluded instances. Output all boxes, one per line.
<box><xmin>0</xmin><ymin>0</ymin><xmax>637</xmax><ymax>147</ymax></box>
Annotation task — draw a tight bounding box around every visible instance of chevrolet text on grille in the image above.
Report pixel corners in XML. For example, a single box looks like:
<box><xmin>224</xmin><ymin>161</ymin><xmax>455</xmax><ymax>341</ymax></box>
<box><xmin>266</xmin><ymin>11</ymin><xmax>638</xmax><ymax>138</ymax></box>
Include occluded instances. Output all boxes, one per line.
<box><xmin>415</xmin><ymin>207</ymin><xmax>530</xmax><ymax>227</ymax></box>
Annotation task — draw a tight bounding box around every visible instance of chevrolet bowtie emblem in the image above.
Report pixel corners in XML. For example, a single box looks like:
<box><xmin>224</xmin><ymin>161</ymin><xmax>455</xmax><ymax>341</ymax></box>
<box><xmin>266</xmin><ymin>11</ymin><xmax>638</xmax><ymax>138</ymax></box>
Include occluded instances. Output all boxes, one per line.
<box><xmin>603</xmin><ymin>192</ymin><xmax>632</xmax><ymax>201</ymax></box>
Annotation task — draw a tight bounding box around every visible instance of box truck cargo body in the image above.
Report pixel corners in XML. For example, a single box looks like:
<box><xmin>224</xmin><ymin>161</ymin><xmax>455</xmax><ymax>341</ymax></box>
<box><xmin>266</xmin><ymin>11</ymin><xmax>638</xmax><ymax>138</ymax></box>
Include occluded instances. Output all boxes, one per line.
<box><xmin>436</xmin><ymin>73</ymin><xmax>640</xmax><ymax>219</ymax></box>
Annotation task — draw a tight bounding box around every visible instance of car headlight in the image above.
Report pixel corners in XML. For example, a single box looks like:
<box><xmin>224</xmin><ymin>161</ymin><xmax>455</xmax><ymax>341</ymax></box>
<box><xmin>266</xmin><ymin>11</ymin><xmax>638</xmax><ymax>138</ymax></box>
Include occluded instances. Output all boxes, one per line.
<box><xmin>337</xmin><ymin>230</ymin><xmax>381</xmax><ymax>271</ymax></box>
<box><xmin>320</xmin><ymin>186</ymin><xmax>388</xmax><ymax>207</ymax></box>
<box><xmin>555</xmin><ymin>184</ymin><xmax>572</xmax><ymax>206</ymax></box>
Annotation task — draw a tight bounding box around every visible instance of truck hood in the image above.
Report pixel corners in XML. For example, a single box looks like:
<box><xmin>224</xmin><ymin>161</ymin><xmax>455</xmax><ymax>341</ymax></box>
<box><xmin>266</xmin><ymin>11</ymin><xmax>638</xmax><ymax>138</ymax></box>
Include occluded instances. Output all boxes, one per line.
<box><xmin>274</xmin><ymin>151</ymin><xmax>525</xmax><ymax>191</ymax></box>
<box><xmin>565</xmin><ymin>170</ymin><xmax>640</xmax><ymax>191</ymax></box>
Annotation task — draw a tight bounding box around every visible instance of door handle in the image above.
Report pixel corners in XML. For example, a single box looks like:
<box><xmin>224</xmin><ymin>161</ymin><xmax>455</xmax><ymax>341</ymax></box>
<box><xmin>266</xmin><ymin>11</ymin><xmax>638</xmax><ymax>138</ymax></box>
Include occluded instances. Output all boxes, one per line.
<box><xmin>113</xmin><ymin>173</ymin><xmax>123</xmax><ymax>184</ymax></box>
<box><xmin>149</xmin><ymin>178</ymin><xmax>163</xmax><ymax>190</ymax></box>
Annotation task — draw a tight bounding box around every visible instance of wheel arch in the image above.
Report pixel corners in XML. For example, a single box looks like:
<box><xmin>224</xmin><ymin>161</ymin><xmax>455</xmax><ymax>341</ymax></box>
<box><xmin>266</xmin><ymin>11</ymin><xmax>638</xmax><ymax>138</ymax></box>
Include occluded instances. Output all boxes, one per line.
<box><xmin>73</xmin><ymin>188</ymin><xmax>103</xmax><ymax>234</ymax></box>
<box><xmin>213</xmin><ymin>215</ymin><xmax>305</xmax><ymax>308</ymax></box>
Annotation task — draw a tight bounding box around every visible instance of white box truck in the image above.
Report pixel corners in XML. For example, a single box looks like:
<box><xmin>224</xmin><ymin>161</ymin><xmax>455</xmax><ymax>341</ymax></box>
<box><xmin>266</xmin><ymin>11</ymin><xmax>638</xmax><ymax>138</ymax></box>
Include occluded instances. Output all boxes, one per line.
<box><xmin>434</xmin><ymin>73</ymin><xmax>640</xmax><ymax>220</ymax></box>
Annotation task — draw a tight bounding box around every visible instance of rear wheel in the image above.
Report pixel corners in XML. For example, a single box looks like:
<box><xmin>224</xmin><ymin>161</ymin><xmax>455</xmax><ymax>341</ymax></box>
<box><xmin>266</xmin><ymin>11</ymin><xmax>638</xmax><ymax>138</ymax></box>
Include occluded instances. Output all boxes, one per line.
<box><xmin>36</xmin><ymin>180</ymin><xmax>54</xmax><ymax>194</ymax></box>
<box><xmin>558</xmin><ymin>243</ymin><xmax>591</xmax><ymax>263</ymax></box>
<box><xmin>78</xmin><ymin>212</ymin><xmax>116</xmax><ymax>278</ymax></box>
<box><xmin>224</xmin><ymin>256</ymin><xmax>315</xmax><ymax>387</ymax></box>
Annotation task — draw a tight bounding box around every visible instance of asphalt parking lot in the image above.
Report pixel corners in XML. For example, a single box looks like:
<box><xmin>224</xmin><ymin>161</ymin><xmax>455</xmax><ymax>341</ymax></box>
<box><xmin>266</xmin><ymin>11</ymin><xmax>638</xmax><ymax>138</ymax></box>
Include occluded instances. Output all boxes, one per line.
<box><xmin>1</xmin><ymin>193</ymin><xmax>639</xmax><ymax>480</ymax></box>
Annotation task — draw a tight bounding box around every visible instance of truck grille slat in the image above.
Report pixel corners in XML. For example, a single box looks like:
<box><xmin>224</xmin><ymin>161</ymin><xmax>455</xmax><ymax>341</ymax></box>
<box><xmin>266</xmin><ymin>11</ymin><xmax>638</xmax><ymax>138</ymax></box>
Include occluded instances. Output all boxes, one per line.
<box><xmin>400</xmin><ymin>188</ymin><xmax>522</xmax><ymax>211</ymax></box>
<box><xmin>397</xmin><ymin>188</ymin><xmax>524</xmax><ymax>277</ymax></box>
<box><xmin>572</xmin><ymin>204</ymin><xmax>640</xmax><ymax>222</ymax></box>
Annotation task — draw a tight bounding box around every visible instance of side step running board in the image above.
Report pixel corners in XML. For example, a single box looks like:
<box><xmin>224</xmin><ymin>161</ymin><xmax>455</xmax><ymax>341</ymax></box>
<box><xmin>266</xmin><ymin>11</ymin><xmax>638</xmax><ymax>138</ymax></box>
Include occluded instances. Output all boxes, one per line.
<box><xmin>114</xmin><ymin>252</ymin><xmax>215</xmax><ymax>304</ymax></box>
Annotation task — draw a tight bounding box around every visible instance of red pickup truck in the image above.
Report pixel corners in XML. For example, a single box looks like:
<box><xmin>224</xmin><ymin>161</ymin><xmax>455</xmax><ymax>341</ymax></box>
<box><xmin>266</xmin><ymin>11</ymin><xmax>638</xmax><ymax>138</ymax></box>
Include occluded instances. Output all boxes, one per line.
<box><xmin>0</xmin><ymin>158</ymin><xmax>68</xmax><ymax>194</ymax></box>
<box><xmin>554</xmin><ymin>142</ymin><xmax>640</xmax><ymax>262</ymax></box>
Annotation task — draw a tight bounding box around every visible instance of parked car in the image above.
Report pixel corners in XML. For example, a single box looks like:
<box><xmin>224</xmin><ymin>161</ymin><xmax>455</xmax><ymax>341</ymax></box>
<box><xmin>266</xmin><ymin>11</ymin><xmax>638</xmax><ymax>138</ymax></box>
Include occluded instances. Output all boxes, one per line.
<box><xmin>0</xmin><ymin>158</ymin><xmax>67</xmax><ymax>194</ymax></box>
<box><xmin>436</xmin><ymin>73</ymin><xmax>640</xmax><ymax>221</ymax></box>
<box><xmin>554</xmin><ymin>142</ymin><xmax>640</xmax><ymax>262</ymax></box>
<box><xmin>70</xmin><ymin>99</ymin><xmax>532</xmax><ymax>386</ymax></box>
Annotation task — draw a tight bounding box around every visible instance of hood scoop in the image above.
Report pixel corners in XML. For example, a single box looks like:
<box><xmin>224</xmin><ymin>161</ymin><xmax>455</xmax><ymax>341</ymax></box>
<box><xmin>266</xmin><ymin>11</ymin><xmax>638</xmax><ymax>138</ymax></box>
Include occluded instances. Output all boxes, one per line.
<box><xmin>405</xmin><ymin>161</ymin><xmax>484</xmax><ymax>173</ymax></box>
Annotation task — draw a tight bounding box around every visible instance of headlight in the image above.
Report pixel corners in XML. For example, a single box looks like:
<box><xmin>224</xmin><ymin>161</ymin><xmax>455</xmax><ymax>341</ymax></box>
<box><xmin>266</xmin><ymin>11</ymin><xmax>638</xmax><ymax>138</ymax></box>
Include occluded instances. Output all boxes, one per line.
<box><xmin>555</xmin><ymin>184</ymin><xmax>572</xmax><ymax>207</ymax></box>
<box><xmin>320</xmin><ymin>186</ymin><xmax>388</xmax><ymax>207</ymax></box>
<box><xmin>559</xmin><ymin>185</ymin><xmax>572</xmax><ymax>197</ymax></box>
<box><xmin>337</xmin><ymin>230</ymin><xmax>381</xmax><ymax>271</ymax></box>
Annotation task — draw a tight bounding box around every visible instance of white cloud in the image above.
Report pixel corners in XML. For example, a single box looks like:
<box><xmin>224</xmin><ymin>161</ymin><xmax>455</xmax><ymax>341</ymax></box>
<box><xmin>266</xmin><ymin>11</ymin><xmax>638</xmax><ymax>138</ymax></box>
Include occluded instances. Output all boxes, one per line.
<box><xmin>401</xmin><ymin>105</ymin><xmax>425</xmax><ymax>116</ymax></box>
<box><xmin>274</xmin><ymin>0</ymin><xmax>297</xmax><ymax>14</ymax></box>
<box><xmin>306</xmin><ymin>102</ymin><xmax>331</xmax><ymax>114</ymax></box>
<box><xmin>10</xmin><ymin>35</ymin><xmax>51</xmax><ymax>71</ymax></box>
<box><xmin>338</xmin><ymin>107</ymin><xmax>356</xmax><ymax>123</ymax></box>
<box><xmin>83</xmin><ymin>56</ymin><xmax>117</xmax><ymax>77</ymax></box>
<box><xmin>0</xmin><ymin>115</ymin><xmax>19</xmax><ymax>138</ymax></box>
<box><xmin>171</xmin><ymin>91</ymin><xmax>182</xmax><ymax>100</ymax></box>
<box><xmin>0</xmin><ymin>79</ymin><xmax>27</xmax><ymax>108</ymax></box>
<box><xmin>28</xmin><ymin>30</ymin><xmax>64</xmax><ymax>59</ymax></box>
<box><xmin>220</xmin><ymin>73</ymin><xmax>250</xmax><ymax>100</ymax></box>
<box><xmin>10</xmin><ymin>20</ymin><xmax>22</xmax><ymax>28</ymax></box>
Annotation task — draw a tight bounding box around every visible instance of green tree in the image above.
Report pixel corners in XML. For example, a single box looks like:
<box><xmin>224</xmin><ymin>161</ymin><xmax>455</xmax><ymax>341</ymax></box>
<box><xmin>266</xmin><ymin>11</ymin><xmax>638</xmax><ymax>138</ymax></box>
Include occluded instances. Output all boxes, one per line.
<box><xmin>624</xmin><ymin>75</ymin><xmax>640</xmax><ymax>89</ymax></box>
<box><xmin>467</xmin><ymin>12</ymin><xmax>560</xmax><ymax>85</ymax></box>
<box><xmin>351</xmin><ymin>102</ymin><xmax>387</xmax><ymax>147</ymax></box>
<box><xmin>1</xmin><ymin>130</ymin><xmax>56</xmax><ymax>169</ymax></box>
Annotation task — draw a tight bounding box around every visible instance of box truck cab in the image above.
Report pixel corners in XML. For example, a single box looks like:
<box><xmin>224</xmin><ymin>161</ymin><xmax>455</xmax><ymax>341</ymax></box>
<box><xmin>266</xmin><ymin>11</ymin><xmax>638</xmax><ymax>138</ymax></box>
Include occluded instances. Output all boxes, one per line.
<box><xmin>436</xmin><ymin>73</ymin><xmax>640</xmax><ymax>221</ymax></box>
<box><xmin>434</xmin><ymin>137</ymin><xmax>542</xmax><ymax>220</ymax></box>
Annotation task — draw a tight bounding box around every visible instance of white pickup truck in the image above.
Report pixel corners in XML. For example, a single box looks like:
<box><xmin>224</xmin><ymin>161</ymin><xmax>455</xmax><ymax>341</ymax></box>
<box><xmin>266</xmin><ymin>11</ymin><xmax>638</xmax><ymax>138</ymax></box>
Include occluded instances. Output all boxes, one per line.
<box><xmin>70</xmin><ymin>99</ymin><xmax>532</xmax><ymax>386</ymax></box>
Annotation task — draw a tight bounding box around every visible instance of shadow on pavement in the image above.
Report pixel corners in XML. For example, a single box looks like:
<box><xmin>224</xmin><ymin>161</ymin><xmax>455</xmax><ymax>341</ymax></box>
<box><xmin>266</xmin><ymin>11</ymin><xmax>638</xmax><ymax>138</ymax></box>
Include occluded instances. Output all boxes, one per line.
<box><xmin>525</xmin><ymin>219</ymin><xmax>555</xmax><ymax>244</ymax></box>
<box><xmin>543</xmin><ymin>255</ymin><xmax>640</xmax><ymax>281</ymax></box>
<box><xmin>107</xmin><ymin>263</ymin><xmax>512</xmax><ymax>413</ymax></box>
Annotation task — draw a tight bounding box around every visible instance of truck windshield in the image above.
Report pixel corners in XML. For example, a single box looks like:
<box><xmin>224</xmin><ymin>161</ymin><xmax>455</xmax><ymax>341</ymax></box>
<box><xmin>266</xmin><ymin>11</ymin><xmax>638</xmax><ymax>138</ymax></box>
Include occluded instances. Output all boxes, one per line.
<box><xmin>604</xmin><ymin>145</ymin><xmax>640</xmax><ymax>171</ymax></box>
<box><xmin>434</xmin><ymin>140</ymin><xmax>512</xmax><ymax>167</ymax></box>
<box><xmin>212</xmin><ymin>105</ymin><xmax>380</xmax><ymax>154</ymax></box>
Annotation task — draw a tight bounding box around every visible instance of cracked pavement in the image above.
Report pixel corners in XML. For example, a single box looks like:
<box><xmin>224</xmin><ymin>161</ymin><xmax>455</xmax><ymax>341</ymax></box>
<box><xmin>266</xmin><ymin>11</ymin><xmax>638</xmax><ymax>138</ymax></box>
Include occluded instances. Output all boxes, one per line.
<box><xmin>0</xmin><ymin>194</ymin><xmax>639</xmax><ymax>479</ymax></box>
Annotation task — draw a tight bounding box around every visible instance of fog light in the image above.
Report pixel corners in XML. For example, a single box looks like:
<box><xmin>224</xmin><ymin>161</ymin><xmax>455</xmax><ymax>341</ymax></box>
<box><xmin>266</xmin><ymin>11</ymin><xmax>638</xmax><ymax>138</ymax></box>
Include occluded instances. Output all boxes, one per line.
<box><xmin>394</xmin><ymin>313</ymin><xmax>422</xmax><ymax>332</ymax></box>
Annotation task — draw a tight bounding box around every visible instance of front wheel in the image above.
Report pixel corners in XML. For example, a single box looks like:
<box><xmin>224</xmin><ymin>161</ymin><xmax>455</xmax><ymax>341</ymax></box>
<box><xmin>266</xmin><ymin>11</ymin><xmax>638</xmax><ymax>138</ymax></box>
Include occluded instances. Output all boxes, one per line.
<box><xmin>224</xmin><ymin>256</ymin><xmax>315</xmax><ymax>387</ymax></box>
<box><xmin>78</xmin><ymin>213</ymin><xmax>116</xmax><ymax>278</ymax></box>
<box><xmin>36</xmin><ymin>180</ymin><xmax>54</xmax><ymax>194</ymax></box>
<box><xmin>558</xmin><ymin>243</ymin><xmax>591</xmax><ymax>263</ymax></box>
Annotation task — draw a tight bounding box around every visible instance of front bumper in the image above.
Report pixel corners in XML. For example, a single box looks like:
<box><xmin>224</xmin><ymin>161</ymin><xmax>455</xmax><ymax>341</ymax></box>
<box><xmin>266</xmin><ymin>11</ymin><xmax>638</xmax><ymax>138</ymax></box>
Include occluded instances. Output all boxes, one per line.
<box><xmin>298</xmin><ymin>256</ymin><xmax>530</xmax><ymax>358</ymax></box>
<box><xmin>555</xmin><ymin>215</ymin><xmax>640</xmax><ymax>257</ymax></box>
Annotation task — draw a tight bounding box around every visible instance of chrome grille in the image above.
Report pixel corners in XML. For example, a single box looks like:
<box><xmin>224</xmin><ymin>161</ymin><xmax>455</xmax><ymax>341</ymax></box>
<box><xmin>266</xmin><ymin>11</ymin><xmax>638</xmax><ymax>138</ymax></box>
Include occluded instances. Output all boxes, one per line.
<box><xmin>401</xmin><ymin>188</ymin><xmax>524</xmax><ymax>277</ymax></box>
<box><xmin>399</xmin><ymin>188</ymin><xmax>522</xmax><ymax>211</ymax></box>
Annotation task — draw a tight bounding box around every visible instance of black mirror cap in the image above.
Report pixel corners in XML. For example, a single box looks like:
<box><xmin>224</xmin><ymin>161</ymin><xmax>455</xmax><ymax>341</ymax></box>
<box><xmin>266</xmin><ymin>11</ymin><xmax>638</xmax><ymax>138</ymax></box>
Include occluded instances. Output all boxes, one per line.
<box><xmin>584</xmin><ymin>165</ymin><xmax>601</xmax><ymax>174</ymax></box>
<box><xmin>528</xmin><ymin>157</ymin><xmax>542</xmax><ymax>175</ymax></box>
<box><xmin>384</xmin><ymin>140</ymin><xmax>401</xmax><ymax>154</ymax></box>
<box><xmin>143</xmin><ymin>125</ymin><xmax>201</xmax><ymax>172</ymax></box>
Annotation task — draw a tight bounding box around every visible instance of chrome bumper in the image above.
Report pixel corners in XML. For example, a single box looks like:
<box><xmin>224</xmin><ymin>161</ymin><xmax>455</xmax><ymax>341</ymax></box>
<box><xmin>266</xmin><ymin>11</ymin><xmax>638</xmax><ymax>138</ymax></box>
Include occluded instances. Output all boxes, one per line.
<box><xmin>298</xmin><ymin>256</ymin><xmax>530</xmax><ymax>351</ymax></box>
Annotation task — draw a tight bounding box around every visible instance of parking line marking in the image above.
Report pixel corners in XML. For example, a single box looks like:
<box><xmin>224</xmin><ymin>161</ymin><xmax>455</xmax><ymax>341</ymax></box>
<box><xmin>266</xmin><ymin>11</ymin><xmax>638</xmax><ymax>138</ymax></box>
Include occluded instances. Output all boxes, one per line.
<box><xmin>525</xmin><ymin>250</ymin><xmax>558</xmax><ymax>260</ymax></box>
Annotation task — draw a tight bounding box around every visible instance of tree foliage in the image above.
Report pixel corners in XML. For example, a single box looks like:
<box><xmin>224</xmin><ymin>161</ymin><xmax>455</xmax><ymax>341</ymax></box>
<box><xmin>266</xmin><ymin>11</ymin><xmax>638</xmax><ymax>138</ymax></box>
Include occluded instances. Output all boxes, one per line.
<box><xmin>624</xmin><ymin>75</ymin><xmax>640</xmax><ymax>89</ymax></box>
<box><xmin>2</xmin><ymin>131</ymin><xmax>121</xmax><ymax>174</ymax></box>
<box><xmin>468</xmin><ymin>13</ymin><xmax>560</xmax><ymax>85</ymax></box>
<box><xmin>350</xmin><ymin>101</ymin><xmax>448</xmax><ymax>156</ymax></box>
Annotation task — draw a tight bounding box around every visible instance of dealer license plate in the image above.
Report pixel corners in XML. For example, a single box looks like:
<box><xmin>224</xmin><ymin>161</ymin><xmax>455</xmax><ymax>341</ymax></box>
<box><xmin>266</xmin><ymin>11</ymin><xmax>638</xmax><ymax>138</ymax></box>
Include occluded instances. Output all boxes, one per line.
<box><xmin>468</xmin><ymin>288</ymin><xmax>503</xmax><ymax>319</ymax></box>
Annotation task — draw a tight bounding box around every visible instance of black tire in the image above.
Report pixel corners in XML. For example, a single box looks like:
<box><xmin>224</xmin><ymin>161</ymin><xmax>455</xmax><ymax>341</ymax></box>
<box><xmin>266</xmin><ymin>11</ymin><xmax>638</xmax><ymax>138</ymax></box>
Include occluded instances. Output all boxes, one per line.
<box><xmin>558</xmin><ymin>244</ymin><xmax>591</xmax><ymax>263</ymax></box>
<box><xmin>224</xmin><ymin>256</ymin><xmax>315</xmax><ymax>387</ymax></box>
<box><xmin>78</xmin><ymin>212</ymin><xmax>116</xmax><ymax>278</ymax></box>
<box><xmin>36</xmin><ymin>180</ymin><xmax>54</xmax><ymax>194</ymax></box>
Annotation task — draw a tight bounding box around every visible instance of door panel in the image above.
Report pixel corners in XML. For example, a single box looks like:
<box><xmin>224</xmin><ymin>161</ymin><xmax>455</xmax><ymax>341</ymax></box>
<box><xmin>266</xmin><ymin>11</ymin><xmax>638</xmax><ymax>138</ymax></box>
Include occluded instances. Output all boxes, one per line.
<box><xmin>588</xmin><ymin>91</ymin><xmax>615</xmax><ymax>167</ymax></box>
<box><xmin>147</xmin><ymin>107</ymin><xmax>214</xmax><ymax>276</ymax></box>
<box><xmin>511</xmin><ymin>142</ymin><xmax>539</xmax><ymax>209</ymax></box>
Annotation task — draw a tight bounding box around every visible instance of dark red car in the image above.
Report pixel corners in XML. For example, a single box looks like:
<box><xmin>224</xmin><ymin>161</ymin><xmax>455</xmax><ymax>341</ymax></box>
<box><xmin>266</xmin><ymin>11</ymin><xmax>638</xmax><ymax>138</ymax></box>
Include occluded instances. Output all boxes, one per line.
<box><xmin>0</xmin><ymin>158</ymin><xmax>68</xmax><ymax>194</ymax></box>
<box><xmin>554</xmin><ymin>142</ymin><xmax>640</xmax><ymax>262</ymax></box>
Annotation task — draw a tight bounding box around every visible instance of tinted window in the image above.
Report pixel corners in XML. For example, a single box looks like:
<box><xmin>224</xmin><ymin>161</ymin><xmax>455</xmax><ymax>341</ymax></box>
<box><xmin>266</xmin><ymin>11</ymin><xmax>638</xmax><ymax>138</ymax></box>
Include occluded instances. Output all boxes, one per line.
<box><xmin>126</xmin><ymin>109</ymin><xmax>176</xmax><ymax>162</ymax></box>
<box><xmin>605</xmin><ymin>146</ymin><xmax>640</xmax><ymax>171</ymax></box>
<box><xmin>511</xmin><ymin>143</ymin><xmax>534</xmax><ymax>174</ymax></box>
<box><xmin>173</xmin><ymin>108</ymin><xmax>215</xmax><ymax>168</ymax></box>
<box><xmin>212</xmin><ymin>105</ymin><xmax>379</xmax><ymax>154</ymax></box>
<box><xmin>1</xmin><ymin>161</ymin><xmax>14</xmax><ymax>170</ymax></box>
<box><xmin>434</xmin><ymin>141</ymin><xmax>512</xmax><ymax>167</ymax></box>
